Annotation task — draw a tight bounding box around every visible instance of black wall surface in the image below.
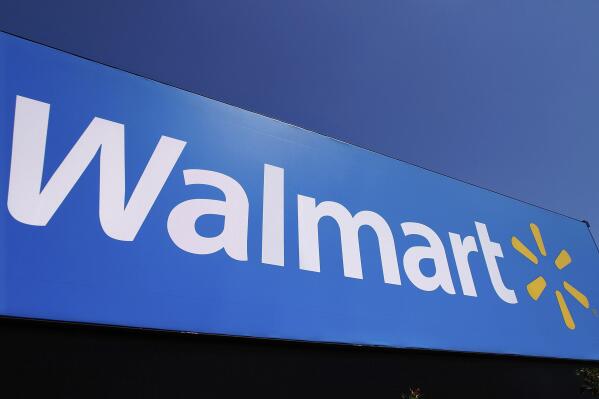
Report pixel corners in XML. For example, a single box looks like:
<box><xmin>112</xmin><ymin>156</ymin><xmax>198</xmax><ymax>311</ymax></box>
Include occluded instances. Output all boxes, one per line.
<box><xmin>0</xmin><ymin>317</ymin><xmax>592</xmax><ymax>398</ymax></box>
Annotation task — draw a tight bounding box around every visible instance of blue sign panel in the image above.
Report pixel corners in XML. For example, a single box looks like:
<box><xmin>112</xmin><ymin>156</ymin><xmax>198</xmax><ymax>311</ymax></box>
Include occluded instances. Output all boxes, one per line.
<box><xmin>1</xmin><ymin>32</ymin><xmax>598</xmax><ymax>360</ymax></box>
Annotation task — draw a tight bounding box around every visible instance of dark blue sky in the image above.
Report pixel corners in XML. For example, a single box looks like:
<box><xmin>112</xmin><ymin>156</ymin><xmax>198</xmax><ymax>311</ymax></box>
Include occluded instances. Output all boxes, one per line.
<box><xmin>1</xmin><ymin>0</ymin><xmax>598</xmax><ymax>233</ymax></box>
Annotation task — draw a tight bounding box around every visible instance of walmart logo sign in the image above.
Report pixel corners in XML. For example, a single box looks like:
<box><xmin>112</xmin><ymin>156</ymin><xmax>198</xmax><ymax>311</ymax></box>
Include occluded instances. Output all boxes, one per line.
<box><xmin>512</xmin><ymin>224</ymin><xmax>590</xmax><ymax>330</ymax></box>
<box><xmin>5</xmin><ymin>95</ymin><xmax>593</xmax><ymax>330</ymax></box>
<box><xmin>1</xmin><ymin>32</ymin><xmax>598</xmax><ymax>360</ymax></box>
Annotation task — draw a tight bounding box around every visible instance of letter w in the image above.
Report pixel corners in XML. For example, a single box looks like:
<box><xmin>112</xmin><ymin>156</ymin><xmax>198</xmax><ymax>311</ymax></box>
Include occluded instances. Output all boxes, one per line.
<box><xmin>7</xmin><ymin>96</ymin><xmax>186</xmax><ymax>241</ymax></box>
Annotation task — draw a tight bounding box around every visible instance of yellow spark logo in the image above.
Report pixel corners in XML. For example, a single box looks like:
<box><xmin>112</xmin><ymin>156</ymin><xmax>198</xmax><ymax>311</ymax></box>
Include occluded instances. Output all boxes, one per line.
<box><xmin>512</xmin><ymin>223</ymin><xmax>590</xmax><ymax>330</ymax></box>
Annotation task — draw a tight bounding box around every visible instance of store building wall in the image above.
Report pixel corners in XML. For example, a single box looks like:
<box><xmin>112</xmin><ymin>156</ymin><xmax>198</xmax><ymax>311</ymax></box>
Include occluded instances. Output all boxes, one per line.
<box><xmin>0</xmin><ymin>317</ymin><xmax>587</xmax><ymax>398</ymax></box>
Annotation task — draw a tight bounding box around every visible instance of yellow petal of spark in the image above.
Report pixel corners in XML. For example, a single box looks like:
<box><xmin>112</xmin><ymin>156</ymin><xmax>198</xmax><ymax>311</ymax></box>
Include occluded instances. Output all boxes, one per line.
<box><xmin>555</xmin><ymin>249</ymin><xmax>571</xmax><ymax>270</ymax></box>
<box><xmin>555</xmin><ymin>290</ymin><xmax>575</xmax><ymax>330</ymax></box>
<box><xmin>512</xmin><ymin>236</ymin><xmax>538</xmax><ymax>264</ymax></box>
<box><xmin>530</xmin><ymin>223</ymin><xmax>546</xmax><ymax>256</ymax></box>
<box><xmin>563</xmin><ymin>281</ymin><xmax>590</xmax><ymax>309</ymax></box>
<box><xmin>527</xmin><ymin>276</ymin><xmax>547</xmax><ymax>300</ymax></box>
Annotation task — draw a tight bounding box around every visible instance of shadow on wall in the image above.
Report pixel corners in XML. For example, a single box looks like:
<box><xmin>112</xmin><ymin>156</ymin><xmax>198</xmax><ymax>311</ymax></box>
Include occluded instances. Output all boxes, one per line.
<box><xmin>0</xmin><ymin>317</ymin><xmax>595</xmax><ymax>398</ymax></box>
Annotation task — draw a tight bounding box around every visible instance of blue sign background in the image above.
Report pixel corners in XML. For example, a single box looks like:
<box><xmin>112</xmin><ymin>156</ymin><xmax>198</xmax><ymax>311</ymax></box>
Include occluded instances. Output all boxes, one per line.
<box><xmin>1</xmin><ymin>32</ymin><xmax>598</xmax><ymax>360</ymax></box>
